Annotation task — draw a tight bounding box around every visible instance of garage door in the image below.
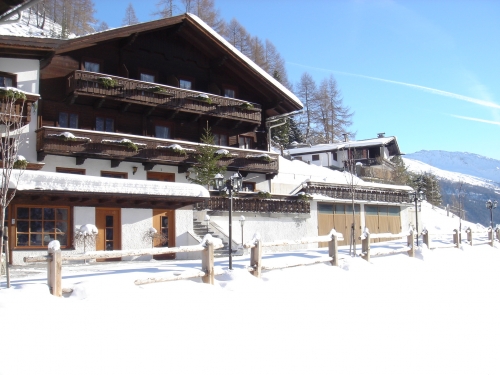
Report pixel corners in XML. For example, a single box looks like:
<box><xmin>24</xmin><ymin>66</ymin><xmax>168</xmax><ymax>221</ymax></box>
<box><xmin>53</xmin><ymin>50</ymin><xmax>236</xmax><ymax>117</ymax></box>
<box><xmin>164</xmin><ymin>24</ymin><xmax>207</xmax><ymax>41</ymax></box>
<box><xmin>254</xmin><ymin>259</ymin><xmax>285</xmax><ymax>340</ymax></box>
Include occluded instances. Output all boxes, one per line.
<box><xmin>318</xmin><ymin>203</ymin><xmax>361</xmax><ymax>247</ymax></box>
<box><xmin>365</xmin><ymin>205</ymin><xmax>401</xmax><ymax>243</ymax></box>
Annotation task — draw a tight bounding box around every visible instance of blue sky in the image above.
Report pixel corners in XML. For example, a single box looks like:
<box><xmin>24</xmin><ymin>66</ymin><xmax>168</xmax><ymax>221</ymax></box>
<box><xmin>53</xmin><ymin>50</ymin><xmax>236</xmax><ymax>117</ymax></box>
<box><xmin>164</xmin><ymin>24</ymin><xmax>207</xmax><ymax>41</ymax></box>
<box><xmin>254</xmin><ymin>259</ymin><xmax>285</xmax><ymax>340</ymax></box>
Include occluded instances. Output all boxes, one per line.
<box><xmin>94</xmin><ymin>1</ymin><xmax>500</xmax><ymax>161</ymax></box>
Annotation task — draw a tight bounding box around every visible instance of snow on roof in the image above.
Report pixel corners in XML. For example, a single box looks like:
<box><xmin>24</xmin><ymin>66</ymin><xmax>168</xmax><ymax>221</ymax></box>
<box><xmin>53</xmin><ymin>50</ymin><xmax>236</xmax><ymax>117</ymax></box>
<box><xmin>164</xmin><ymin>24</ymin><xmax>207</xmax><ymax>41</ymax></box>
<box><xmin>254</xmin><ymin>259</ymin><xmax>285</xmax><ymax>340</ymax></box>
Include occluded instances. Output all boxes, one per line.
<box><xmin>287</xmin><ymin>136</ymin><xmax>398</xmax><ymax>155</ymax></box>
<box><xmin>9</xmin><ymin>170</ymin><xmax>209</xmax><ymax>198</ymax></box>
<box><xmin>186</xmin><ymin>14</ymin><xmax>303</xmax><ymax>110</ymax></box>
<box><xmin>276</xmin><ymin>156</ymin><xmax>412</xmax><ymax>192</ymax></box>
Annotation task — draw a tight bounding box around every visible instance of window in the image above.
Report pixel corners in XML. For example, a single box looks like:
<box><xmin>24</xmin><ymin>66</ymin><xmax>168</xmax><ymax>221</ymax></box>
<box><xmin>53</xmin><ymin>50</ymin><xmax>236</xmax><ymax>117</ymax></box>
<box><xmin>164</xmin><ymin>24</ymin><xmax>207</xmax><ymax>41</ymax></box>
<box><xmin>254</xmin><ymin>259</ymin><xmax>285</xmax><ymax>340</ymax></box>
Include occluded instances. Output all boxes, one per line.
<box><xmin>147</xmin><ymin>172</ymin><xmax>175</xmax><ymax>182</ymax></box>
<box><xmin>332</xmin><ymin>152</ymin><xmax>337</xmax><ymax>161</ymax></box>
<box><xmin>214</xmin><ymin>133</ymin><xmax>228</xmax><ymax>146</ymax></box>
<box><xmin>224</xmin><ymin>88</ymin><xmax>235</xmax><ymax>98</ymax></box>
<box><xmin>155</xmin><ymin>125</ymin><xmax>171</xmax><ymax>139</ymax></box>
<box><xmin>56</xmin><ymin>167</ymin><xmax>85</xmax><ymax>175</ymax></box>
<box><xmin>312</xmin><ymin>154</ymin><xmax>320</xmax><ymax>161</ymax></box>
<box><xmin>0</xmin><ymin>72</ymin><xmax>15</xmax><ymax>87</ymax></box>
<box><xmin>140</xmin><ymin>73</ymin><xmax>155</xmax><ymax>83</ymax></box>
<box><xmin>242</xmin><ymin>182</ymin><xmax>255</xmax><ymax>192</ymax></box>
<box><xmin>84</xmin><ymin>61</ymin><xmax>100</xmax><ymax>72</ymax></box>
<box><xmin>59</xmin><ymin>112</ymin><xmax>78</xmax><ymax>128</ymax></box>
<box><xmin>15</xmin><ymin>206</ymin><xmax>69</xmax><ymax>248</ymax></box>
<box><xmin>96</xmin><ymin>117</ymin><xmax>114</xmax><ymax>132</ymax></box>
<box><xmin>239</xmin><ymin>135</ymin><xmax>253</xmax><ymax>149</ymax></box>
<box><xmin>101</xmin><ymin>171</ymin><xmax>128</xmax><ymax>179</ymax></box>
<box><xmin>179</xmin><ymin>79</ymin><xmax>192</xmax><ymax>90</ymax></box>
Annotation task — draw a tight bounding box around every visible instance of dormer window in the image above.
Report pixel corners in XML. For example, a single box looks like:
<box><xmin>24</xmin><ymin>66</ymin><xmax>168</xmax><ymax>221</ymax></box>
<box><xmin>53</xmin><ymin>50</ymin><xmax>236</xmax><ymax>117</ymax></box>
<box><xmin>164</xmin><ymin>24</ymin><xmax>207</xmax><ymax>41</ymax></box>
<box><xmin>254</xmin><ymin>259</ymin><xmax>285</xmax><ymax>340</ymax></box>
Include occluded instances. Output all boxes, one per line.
<box><xmin>84</xmin><ymin>61</ymin><xmax>100</xmax><ymax>73</ymax></box>
<box><xmin>179</xmin><ymin>79</ymin><xmax>192</xmax><ymax>90</ymax></box>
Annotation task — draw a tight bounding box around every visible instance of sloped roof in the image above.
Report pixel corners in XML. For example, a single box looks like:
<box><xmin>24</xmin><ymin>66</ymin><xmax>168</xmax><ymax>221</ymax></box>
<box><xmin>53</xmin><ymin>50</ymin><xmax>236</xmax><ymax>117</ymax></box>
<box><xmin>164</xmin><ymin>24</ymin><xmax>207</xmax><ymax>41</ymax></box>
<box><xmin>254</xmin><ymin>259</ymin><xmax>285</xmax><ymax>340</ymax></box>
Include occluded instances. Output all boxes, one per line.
<box><xmin>287</xmin><ymin>136</ymin><xmax>401</xmax><ymax>156</ymax></box>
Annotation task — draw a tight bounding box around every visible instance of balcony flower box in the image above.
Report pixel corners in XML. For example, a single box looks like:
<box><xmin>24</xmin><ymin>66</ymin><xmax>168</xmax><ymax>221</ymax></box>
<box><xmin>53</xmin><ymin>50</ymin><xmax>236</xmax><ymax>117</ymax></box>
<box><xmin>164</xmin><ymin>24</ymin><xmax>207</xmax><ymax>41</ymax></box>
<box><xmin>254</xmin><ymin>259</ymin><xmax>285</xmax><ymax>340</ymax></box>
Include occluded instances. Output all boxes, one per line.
<box><xmin>46</xmin><ymin>132</ymin><xmax>91</xmax><ymax>143</ymax></box>
<box><xmin>0</xmin><ymin>87</ymin><xmax>27</xmax><ymax>100</ymax></box>
<box><xmin>188</xmin><ymin>94</ymin><xmax>214</xmax><ymax>105</ymax></box>
<box><xmin>245</xmin><ymin>153</ymin><xmax>276</xmax><ymax>163</ymax></box>
<box><xmin>97</xmin><ymin>77</ymin><xmax>122</xmax><ymax>89</ymax></box>
<box><xmin>215</xmin><ymin>149</ymin><xmax>237</xmax><ymax>159</ymax></box>
<box><xmin>239</xmin><ymin>102</ymin><xmax>260</xmax><ymax>112</ymax></box>
<box><xmin>156</xmin><ymin>144</ymin><xmax>196</xmax><ymax>157</ymax></box>
<box><xmin>101</xmin><ymin>138</ymin><xmax>146</xmax><ymax>152</ymax></box>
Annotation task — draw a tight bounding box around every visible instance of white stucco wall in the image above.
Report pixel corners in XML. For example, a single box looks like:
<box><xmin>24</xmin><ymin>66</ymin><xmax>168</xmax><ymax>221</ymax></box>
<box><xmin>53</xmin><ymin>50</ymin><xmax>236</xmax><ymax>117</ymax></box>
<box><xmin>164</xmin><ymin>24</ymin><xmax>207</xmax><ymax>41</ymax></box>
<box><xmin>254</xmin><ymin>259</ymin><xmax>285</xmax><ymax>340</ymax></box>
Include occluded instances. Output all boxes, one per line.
<box><xmin>121</xmin><ymin>208</ymin><xmax>153</xmax><ymax>260</ymax></box>
<box><xmin>1</xmin><ymin>57</ymin><xmax>40</xmax><ymax>164</ymax></box>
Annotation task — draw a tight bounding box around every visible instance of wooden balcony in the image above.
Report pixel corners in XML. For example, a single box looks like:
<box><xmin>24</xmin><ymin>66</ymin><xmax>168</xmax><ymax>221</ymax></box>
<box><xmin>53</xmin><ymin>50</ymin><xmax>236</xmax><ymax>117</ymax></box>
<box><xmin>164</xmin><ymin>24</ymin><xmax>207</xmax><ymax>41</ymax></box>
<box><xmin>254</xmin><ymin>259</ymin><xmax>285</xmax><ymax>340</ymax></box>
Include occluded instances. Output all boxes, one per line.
<box><xmin>65</xmin><ymin>70</ymin><xmax>262</xmax><ymax>124</ymax></box>
<box><xmin>195</xmin><ymin>196</ymin><xmax>310</xmax><ymax>214</ymax></box>
<box><xmin>36</xmin><ymin>126</ymin><xmax>279</xmax><ymax>175</ymax></box>
<box><xmin>0</xmin><ymin>93</ymin><xmax>38</xmax><ymax>127</ymax></box>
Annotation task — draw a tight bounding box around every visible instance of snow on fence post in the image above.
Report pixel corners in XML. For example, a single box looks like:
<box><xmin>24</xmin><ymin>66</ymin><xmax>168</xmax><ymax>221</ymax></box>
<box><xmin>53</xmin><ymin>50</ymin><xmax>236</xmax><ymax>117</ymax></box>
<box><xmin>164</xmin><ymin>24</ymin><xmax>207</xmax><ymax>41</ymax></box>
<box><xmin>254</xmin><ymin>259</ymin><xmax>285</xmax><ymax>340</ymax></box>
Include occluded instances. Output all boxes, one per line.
<box><xmin>496</xmin><ymin>228</ymin><xmax>500</xmax><ymax>242</ymax></box>
<box><xmin>47</xmin><ymin>241</ymin><xmax>62</xmax><ymax>297</ymax></box>
<box><xmin>249</xmin><ymin>233</ymin><xmax>262</xmax><ymax>278</ymax></box>
<box><xmin>422</xmin><ymin>228</ymin><xmax>430</xmax><ymax>248</ymax></box>
<box><xmin>360</xmin><ymin>228</ymin><xmax>370</xmax><ymax>262</ymax></box>
<box><xmin>201</xmin><ymin>235</ymin><xmax>215</xmax><ymax>285</ymax></box>
<box><xmin>407</xmin><ymin>228</ymin><xmax>415</xmax><ymax>257</ymax></box>
<box><xmin>466</xmin><ymin>228</ymin><xmax>473</xmax><ymax>246</ymax></box>
<box><xmin>453</xmin><ymin>229</ymin><xmax>460</xmax><ymax>248</ymax></box>
<box><xmin>488</xmin><ymin>227</ymin><xmax>494</xmax><ymax>247</ymax></box>
<box><xmin>328</xmin><ymin>229</ymin><xmax>340</xmax><ymax>266</ymax></box>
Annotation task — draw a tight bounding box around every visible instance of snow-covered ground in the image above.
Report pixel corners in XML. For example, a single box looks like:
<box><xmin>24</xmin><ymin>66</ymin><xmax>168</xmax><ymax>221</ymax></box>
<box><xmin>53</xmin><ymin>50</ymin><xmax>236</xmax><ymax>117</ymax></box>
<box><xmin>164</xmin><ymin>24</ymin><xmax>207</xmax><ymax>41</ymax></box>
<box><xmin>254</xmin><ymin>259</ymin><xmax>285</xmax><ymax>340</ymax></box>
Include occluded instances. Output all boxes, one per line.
<box><xmin>1</xmin><ymin>199</ymin><xmax>499</xmax><ymax>375</ymax></box>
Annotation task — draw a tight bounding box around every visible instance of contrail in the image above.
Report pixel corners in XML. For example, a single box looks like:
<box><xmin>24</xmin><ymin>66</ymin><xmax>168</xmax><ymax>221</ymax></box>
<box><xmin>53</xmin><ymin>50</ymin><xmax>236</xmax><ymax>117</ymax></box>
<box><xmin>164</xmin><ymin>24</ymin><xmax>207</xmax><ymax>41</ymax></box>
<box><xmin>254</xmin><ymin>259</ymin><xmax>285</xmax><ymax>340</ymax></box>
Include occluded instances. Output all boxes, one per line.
<box><xmin>450</xmin><ymin>114</ymin><xmax>500</xmax><ymax>126</ymax></box>
<box><xmin>287</xmin><ymin>62</ymin><xmax>500</xmax><ymax>110</ymax></box>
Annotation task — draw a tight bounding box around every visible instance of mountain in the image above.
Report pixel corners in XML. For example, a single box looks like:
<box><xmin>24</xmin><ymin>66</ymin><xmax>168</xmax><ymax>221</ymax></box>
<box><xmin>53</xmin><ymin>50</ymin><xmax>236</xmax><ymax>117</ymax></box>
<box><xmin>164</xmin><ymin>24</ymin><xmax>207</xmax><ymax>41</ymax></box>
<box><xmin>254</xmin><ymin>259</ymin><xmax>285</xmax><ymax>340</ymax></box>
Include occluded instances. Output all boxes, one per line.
<box><xmin>404</xmin><ymin>150</ymin><xmax>500</xmax><ymax>184</ymax></box>
<box><xmin>403</xmin><ymin>151</ymin><xmax>500</xmax><ymax>227</ymax></box>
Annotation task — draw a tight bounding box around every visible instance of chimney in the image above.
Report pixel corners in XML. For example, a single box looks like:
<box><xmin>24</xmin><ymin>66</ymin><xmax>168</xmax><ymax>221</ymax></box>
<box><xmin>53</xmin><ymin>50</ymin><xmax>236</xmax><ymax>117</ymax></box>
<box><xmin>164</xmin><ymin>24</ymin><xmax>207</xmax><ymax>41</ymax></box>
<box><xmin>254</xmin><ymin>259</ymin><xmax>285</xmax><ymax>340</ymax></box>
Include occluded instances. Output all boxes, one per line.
<box><xmin>377</xmin><ymin>132</ymin><xmax>385</xmax><ymax>138</ymax></box>
<box><xmin>342</xmin><ymin>133</ymin><xmax>348</xmax><ymax>142</ymax></box>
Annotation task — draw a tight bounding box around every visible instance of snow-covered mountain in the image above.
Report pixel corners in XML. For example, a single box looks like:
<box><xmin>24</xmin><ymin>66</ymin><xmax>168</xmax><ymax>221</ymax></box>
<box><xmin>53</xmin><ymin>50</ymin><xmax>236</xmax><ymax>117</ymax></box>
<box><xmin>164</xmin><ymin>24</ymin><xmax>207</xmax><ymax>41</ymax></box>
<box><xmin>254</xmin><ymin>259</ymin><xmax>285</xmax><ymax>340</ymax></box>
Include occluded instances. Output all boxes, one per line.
<box><xmin>403</xmin><ymin>151</ymin><xmax>500</xmax><ymax>226</ymax></box>
<box><xmin>404</xmin><ymin>150</ymin><xmax>500</xmax><ymax>184</ymax></box>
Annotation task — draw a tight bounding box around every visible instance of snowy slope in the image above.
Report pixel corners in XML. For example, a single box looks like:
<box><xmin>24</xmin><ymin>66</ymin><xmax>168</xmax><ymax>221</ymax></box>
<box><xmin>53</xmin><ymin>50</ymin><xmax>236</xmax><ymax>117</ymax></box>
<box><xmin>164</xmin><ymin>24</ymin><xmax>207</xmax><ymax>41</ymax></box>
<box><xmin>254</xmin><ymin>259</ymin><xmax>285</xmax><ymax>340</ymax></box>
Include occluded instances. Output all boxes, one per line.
<box><xmin>0</xmin><ymin>8</ymin><xmax>70</xmax><ymax>38</ymax></box>
<box><xmin>405</xmin><ymin>150</ymin><xmax>500</xmax><ymax>184</ymax></box>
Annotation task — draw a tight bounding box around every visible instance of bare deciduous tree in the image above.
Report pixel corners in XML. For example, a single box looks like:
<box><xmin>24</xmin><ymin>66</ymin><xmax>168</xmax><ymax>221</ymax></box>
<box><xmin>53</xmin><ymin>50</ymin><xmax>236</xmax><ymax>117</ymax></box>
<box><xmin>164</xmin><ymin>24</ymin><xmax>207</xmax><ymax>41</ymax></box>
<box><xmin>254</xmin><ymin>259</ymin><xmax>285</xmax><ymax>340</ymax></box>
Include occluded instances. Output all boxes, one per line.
<box><xmin>122</xmin><ymin>2</ymin><xmax>139</xmax><ymax>26</ymax></box>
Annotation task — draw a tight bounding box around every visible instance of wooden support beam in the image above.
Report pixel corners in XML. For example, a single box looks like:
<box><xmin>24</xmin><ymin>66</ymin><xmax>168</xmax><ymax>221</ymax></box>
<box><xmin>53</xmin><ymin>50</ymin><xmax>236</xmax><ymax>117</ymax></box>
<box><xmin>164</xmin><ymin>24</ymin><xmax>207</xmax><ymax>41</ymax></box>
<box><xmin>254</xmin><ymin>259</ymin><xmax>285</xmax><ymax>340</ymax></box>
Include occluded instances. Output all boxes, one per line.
<box><xmin>178</xmin><ymin>164</ymin><xmax>189</xmax><ymax>174</ymax></box>
<box><xmin>66</xmin><ymin>93</ymin><xmax>78</xmax><ymax>105</ymax></box>
<box><xmin>167</xmin><ymin>110</ymin><xmax>179</xmax><ymax>120</ymax></box>
<box><xmin>144</xmin><ymin>106</ymin><xmax>156</xmax><ymax>117</ymax></box>
<box><xmin>76</xmin><ymin>156</ymin><xmax>86</xmax><ymax>165</ymax></box>
<box><xmin>37</xmin><ymin>151</ymin><xmax>46</xmax><ymax>162</ymax></box>
<box><xmin>94</xmin><ymin>98</ymin><xmax>105</xmax><ymax>109</ymax></box>
<box><xmin>111</xmin><ymin>160</ymin><xmax>121</xmax><ymax>168</ymax></box>
<box><xmin>120</xmin><ymin>103</ymin><xmax>131</xmax><ymax>113</ymax></box>
<box><xmin>142</xmin><ymin>162</ymin><xmax>155</xmax><ymax>171</ymax></box>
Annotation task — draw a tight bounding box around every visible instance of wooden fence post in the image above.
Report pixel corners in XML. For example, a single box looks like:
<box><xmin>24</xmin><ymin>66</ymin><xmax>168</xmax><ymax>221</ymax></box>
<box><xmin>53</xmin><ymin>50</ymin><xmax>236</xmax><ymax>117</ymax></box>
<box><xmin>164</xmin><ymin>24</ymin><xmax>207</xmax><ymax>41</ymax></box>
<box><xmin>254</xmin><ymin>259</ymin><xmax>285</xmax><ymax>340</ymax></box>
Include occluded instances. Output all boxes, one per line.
<box><xmin>47</xmin><ymin>247</ymin><xmax>62</xmax><ymax>297</ymax></box>
<box><xmin>489</xmin><ymin>227</ymin><xmax>494</xmax><ymax>247</ymax></box>
<box><xmin>496</xmin><ymin>228</ymin><xmax>500</xmax><ymax>242</ymax></box>
<box><xmin>361</xmin><ymin>231</ymin><xmax>370</xmax><ymax>262</ymax></box>
<box><xmin>453</xmin><ymin>229</ymin><xmax>460</xmax><ymax>248</ymax></box>
<box><xmin>201</xmin><ymin>240</ymin><xmax>214</xmax><ymax>285</ymax></box>
<box><xmin>250</xmin><ymin>239</ymin><xmax>262</xmax><ymax>278</ymax></box>
<box><xmin>328</xmin><ymin>230</ymin><xmax>339</xmax><ymax>266</ymax></box>
<box><xmin>422</xmin><ymin>229</ymin><xmax>430</xmax><ymax>248</ymax></box>
<box><xmin>466</xmin><ymin>229</ymin><xmax>472</xmax><ymax>246</ymax></box>
<box><xmin>407</xmin><ymin>229</ymin><xmax>415</xmax><ymax>257</ymax></box>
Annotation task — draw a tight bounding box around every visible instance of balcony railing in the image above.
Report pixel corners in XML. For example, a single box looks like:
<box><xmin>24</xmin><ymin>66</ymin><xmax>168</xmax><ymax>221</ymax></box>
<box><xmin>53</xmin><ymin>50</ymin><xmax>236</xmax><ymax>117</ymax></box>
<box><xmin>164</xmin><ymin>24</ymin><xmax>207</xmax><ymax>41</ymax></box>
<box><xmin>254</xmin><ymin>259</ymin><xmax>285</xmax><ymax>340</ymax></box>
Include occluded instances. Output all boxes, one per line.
<box><xmin>304</xmin><ymin>182</ymin><xmax>409</xmax><ymax>204</ymax></box>
<box><xmin>65</xmin><ymin>70</ymin><xmax>262</xmax><ymax>124</ymax></box>
<box><xmin>195</xmin><ymin>196</ymin><xmax>310</xmax><ymax>214</ymax></box>
<box><xmin>36</xmin><ymin>126</ymin><xmax>279</xmax><ymax>174</ymax></box>
<box><xmin>0</xmin><ymin>94</ymin><xmax>38</xmax><ymax>127</ymax></box>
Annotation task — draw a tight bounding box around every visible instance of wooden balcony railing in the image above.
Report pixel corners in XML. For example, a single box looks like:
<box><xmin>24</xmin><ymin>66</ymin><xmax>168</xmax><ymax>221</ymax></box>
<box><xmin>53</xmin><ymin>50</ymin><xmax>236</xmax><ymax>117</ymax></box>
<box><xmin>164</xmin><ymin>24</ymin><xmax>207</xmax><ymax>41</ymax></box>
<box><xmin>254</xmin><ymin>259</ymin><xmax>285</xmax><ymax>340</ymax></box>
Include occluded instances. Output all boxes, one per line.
<box><xmin>36</xmin><ymin>126</ymin><xmax>279</xmax><ymax>174</ymax></box>
<box><xmin>195</xmin><ymin>196</ymin><xmax>310</xmax><ymax>214</ymax></box>
<box><xmin>0</xmin><ymin>94</ymin><xmax>38</xmax><ymax>127</ymax></box>
<box><xmin>304</xmin><ymin>183</ymin><xmax>409</xmax><ymax>204</ymax></box>
<box><xmin>65</xmin><ymin>70</ymin><xmax>262</xmax><ymax>124</ymax></box>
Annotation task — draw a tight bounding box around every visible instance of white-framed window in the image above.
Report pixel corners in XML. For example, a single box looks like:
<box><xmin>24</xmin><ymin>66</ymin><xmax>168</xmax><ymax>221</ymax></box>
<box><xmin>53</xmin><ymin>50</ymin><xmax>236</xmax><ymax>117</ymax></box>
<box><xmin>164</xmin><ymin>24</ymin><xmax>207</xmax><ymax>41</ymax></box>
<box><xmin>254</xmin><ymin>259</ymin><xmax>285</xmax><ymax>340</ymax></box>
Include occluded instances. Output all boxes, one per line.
<box><xmin>140</xmin><ymin>73</ymin><xmax>155</xmax><ymax>83</ymax></box>
<box><xmin>179</xmin><ymin>79</ymin><xmax>192</xmax><ymax>90</ymax></box>
<box><xmin>84</xmin><ymin>61</ymin><xmax>100</xmax><ymax>72</ymax></box>
<box><xmin>224</xmin><ymin>88</ymin><xmax>235</xmax><ymax>98</ymax></box>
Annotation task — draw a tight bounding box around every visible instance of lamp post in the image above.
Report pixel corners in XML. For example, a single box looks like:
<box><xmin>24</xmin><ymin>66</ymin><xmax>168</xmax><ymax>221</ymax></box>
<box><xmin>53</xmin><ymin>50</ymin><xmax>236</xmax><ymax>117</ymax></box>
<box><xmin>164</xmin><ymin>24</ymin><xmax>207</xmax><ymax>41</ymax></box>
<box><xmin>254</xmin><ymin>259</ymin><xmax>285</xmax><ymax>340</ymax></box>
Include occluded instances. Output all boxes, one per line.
<box><xmin>214</xmin><ymin>171</ymin><xmax>243</xmax><ymax>270</ymax></box>
<box><xmin>239</xmin><ymin>215</ymin><xmax>245</xmax><ymax>245</ymax></box>
<box><xmin>409</xmin><ymin>190</ymin><xmax>425</xmax><ymax>246</ymax></box>
<box><xmin>486</xmin><ymin>199</ymin><xmax>497</xmax><ymax>228</ymax></box>
<box><xmin>204</xmin><ymin>214</ymin><xmax>210</xmax><ymax>234</ymax></box>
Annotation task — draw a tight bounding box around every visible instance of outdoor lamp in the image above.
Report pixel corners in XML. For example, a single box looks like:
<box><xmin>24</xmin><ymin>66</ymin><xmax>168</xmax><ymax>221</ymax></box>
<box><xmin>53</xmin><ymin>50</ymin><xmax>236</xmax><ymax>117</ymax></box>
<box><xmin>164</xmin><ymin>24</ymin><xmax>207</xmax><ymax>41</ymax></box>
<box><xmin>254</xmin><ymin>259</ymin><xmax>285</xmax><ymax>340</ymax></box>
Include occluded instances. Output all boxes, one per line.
<box><xmin>214</xmin><ymin>173</ymin><xmax>225</xmax><ymax>190</ymax></box>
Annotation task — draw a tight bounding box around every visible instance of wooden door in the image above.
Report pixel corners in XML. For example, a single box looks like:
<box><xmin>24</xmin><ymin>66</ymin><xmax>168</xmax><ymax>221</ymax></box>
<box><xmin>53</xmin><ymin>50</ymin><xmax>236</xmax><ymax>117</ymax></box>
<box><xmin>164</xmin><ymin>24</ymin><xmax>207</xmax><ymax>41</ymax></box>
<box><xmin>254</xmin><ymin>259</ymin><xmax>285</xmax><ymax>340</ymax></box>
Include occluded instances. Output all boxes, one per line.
<box><xmin>152</xmin><ymin>209</ymin><xmax>175</xmax><ymax>260</ymax></box>
<box><xmin>96</xmin><ymin>208</ymin><xmax>121</xmax><ymax>261</ymax></box>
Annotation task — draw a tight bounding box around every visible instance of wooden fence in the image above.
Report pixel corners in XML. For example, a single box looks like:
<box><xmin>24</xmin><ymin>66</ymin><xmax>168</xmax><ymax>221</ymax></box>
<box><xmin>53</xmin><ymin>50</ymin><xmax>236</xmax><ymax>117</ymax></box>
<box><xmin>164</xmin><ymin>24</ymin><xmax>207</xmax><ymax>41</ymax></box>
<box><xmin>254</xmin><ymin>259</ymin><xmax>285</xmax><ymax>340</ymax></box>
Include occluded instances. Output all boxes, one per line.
<box><xmin>23</xmin><ymin>235</ymin><xmax>223</xmax><ymax>297</ymax></box>
<box><xmin>242</xmin><ymin>229</ymin><xmax>344</xmax><ymax>278</ymax></box>
<box><xmin>421</xmin><ymin>227</ymin><xmax>500</xmax><ymax>249</ymax></box>
<box><xmin>358</xmin><ymin>229</ymin><xmax>414</xmax><ymax>262</ymax></box>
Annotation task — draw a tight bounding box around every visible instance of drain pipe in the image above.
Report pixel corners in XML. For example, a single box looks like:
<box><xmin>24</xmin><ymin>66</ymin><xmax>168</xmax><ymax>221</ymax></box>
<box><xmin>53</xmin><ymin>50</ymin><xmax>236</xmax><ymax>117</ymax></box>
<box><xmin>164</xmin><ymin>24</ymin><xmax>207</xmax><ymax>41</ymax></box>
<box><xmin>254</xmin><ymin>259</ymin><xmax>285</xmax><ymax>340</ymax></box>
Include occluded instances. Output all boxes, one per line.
<box><xmin>266</xmin><ymin>110</ymin><xmax>303</xmax><ymax>152</ymax></box>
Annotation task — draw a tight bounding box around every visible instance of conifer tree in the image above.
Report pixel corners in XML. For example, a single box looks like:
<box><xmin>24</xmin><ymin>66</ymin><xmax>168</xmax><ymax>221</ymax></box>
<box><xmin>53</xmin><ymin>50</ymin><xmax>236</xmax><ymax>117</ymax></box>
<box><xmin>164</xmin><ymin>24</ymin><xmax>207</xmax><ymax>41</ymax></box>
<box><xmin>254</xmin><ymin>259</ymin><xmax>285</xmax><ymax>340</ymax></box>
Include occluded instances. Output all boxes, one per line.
<box><xmin>187</xmin><ymin>125</ymin><xmax>226</xmax><ymax>189</ymax></box>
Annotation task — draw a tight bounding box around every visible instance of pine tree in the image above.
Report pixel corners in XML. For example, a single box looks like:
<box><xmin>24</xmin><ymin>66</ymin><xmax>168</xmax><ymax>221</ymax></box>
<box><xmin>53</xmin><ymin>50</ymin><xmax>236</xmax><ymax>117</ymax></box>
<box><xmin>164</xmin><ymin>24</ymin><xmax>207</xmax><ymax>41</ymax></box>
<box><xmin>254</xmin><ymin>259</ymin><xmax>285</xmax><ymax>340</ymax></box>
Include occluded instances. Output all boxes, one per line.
<box><xmin>392</xmin><ymin>156</ymin><xmax>410</xmax><ymax>185</ymax></box>
<box><xmin>122</xmin><ymin>3</ymin><xmax>139</xmax><ymax>26</ymax></box>
<box><xmin>187</xmin><ymin>125</ymin><xmax>226</xmax><ymax>189</ymax></box>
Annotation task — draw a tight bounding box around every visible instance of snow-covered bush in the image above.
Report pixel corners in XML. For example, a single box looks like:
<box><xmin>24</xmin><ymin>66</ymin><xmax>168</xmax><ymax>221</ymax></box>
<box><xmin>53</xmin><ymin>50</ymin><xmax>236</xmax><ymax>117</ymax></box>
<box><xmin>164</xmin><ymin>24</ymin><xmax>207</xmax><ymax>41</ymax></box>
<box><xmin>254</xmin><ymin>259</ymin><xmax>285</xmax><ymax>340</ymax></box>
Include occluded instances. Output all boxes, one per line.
<box><xmin>74</xmin><ymin>224</ymin><xmax>98</xmax><ymax>253</ymax></box>
<box><xmin>13</xmin><ymin>155</ymin><xmax>28</xmax><ymax>169</ymax></box>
